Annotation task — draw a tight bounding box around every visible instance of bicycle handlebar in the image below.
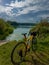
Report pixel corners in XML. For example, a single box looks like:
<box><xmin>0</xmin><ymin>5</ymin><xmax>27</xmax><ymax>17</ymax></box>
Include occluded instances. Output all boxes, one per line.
<box><xmin>21</xmin><ymin>33</ymin><xmax>27</xmax><ymax>36</ymax></box>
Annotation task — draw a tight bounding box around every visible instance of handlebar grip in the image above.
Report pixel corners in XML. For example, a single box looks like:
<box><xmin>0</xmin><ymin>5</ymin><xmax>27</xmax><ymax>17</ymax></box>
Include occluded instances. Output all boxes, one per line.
<box><xmin>21</xmin><ymin>33</ymin><xmax>27</xmax><ymax>35</ymax></box>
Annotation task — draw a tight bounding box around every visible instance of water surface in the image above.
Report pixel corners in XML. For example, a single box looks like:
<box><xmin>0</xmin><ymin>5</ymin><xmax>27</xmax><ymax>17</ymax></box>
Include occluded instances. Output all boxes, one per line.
<box><xmin>6</xmin><ymin>26</ymin><xmax>32</xmax><ymax>41</ymax></box>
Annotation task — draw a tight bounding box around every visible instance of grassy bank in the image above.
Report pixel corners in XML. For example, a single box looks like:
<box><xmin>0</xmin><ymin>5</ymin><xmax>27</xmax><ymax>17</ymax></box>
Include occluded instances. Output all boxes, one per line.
<box><xmin>0</xmin><ymin>41</ymin><xmax>17</xmax><ymax>65</ymax></box>
<box><xmin>0</xmin><ymin>38</ymin><xmax>49</xmax><ymax>65</ymax></box>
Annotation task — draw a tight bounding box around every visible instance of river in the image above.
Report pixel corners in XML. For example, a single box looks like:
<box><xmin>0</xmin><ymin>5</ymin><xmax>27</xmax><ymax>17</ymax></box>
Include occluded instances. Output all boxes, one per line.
<box><xmin>6</xmin><ymin>26</ymin><xmax>33</xmax><ymax>41</ymax></box>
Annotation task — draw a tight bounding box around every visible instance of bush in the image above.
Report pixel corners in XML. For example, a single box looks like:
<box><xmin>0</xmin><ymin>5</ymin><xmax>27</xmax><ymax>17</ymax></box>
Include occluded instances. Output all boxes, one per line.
<box><xmin>0</xmin><ymin>18</ymin><xmax>13</xmax><ymax>40</ymax></box>
<box><xmin>30</xmin><ymin>19</ymin><xmax>49</xmax><ymax>38</ymax></box>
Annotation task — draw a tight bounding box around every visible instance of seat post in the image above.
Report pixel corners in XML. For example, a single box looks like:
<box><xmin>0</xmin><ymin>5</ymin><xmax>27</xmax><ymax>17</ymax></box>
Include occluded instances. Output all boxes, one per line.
<box><xmin>24</xmin><ymin>34</ymin><xmax>27</xmax><ymax>39</ymax></box>
<box><xmin>22</xmin><ymin>33</ymin><xmax>27</xmax><ymax>39</ymax></box>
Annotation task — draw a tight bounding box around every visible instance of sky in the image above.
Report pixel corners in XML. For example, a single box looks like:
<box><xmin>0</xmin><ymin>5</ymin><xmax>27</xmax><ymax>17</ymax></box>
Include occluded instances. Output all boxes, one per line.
<box><xmin>0</xmin><ymin>0</ymin><xmax>49</xmax><ymax>23</ymax></box>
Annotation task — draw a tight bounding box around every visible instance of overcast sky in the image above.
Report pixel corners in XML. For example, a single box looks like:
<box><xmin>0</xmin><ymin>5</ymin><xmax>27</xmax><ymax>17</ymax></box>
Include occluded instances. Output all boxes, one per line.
<box><xmin>0</xmin><ymin>0</ymin><xmax>49</xmax><ymax>23</ymax></box>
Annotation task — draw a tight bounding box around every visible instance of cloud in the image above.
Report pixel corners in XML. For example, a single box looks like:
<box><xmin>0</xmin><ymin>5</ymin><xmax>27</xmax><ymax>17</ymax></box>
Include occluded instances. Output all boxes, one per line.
<box><xmin>4</xmin><ymin>0</ymin><xmax>40</xmax><ymax>16</ymax></box>
<box><xmin>0</xmin><ymin>0</ymin><xmax>1</xmax><ymax>2</ymax></box>
<box><xmin>37</xmin><ymin>14</ymin><xmax>49</xmax><ymax>19</ymax></box>
<box><xmin>15</xmin><ymin>5</ymin><xmax>39</xmax><ymax>16</ymax></box>
<box><xmin>1</xmin><ymin>0</ymin><xmax>49</xmax><ymax>16</ymax></box>
<box><xmin>7</xmin><ymin>0</ymin><xmax>34</xmax><ymax>8</ymax></box>
<box><xmin>0</xmin><ymin>5</ymin><xmax>13</xmax><ymax>16</ymax></box>
<box><xmin>5</xmin><ymin>0</ymin><xmax>49</xmax><ymax>16</ymax></box>
<box><xmin>7</xmin><ymin>0</ymin><xmax>47</xmax><ymax>8</ymax></box>
<box><xmin>0</xmin><ymin>0</ymin><xmax>49</xmax><ymax>22</ymax></box>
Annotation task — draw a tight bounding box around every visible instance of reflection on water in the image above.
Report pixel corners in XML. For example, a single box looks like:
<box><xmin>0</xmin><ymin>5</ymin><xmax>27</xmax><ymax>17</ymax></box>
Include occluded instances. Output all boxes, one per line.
<box><xmin>6</xmin><ymin>27</ymin><xmax>31</xmax><ymax>41</ymax></box>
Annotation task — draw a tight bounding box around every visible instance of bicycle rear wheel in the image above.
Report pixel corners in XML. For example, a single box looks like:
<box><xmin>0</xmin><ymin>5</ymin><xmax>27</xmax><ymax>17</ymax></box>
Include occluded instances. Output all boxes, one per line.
<box><xmin>11</xmin><ymin>41</ymin><xmax>26</xmax><ymax>65</ymax></box>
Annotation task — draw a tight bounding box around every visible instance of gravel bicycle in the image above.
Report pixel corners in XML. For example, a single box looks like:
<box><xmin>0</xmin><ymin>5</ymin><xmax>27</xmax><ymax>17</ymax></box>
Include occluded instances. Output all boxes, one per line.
<box><xmin>11</xmin><ymin>33</ymin><xmax>47</xmax><ymax>65</ymax></box>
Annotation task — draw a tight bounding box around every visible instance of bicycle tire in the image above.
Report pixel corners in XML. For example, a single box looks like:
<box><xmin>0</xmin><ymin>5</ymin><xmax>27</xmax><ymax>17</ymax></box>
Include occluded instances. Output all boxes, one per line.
<box><xmin>11</xmin><ymin>41</ymin><xmax>27</xmax><ymax>65</ymax></box>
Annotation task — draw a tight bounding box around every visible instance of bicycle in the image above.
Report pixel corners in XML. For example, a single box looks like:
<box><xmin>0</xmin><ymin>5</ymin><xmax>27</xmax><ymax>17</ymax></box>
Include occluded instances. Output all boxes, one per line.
<box><xmin>11</xmin><ymin>33</ymin><xmax>47</xmax><ymax>65</ymax></box>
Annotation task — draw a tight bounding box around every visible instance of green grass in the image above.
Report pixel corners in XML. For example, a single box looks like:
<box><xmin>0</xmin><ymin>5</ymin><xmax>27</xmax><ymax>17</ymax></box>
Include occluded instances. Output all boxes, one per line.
<box><xmin>0</xmin><ymin>38</ymin><xmax>49</xmax><ymax>65</ymax></box>
<box><xmin>0</xmin><ymin>41</ymin><xmax>17</xmax><ymax>65</ymax></box>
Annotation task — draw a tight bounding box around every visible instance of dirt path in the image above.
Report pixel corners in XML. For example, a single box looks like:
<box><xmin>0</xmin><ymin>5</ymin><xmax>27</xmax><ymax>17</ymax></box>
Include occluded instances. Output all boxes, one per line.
<box><xmin>0</xmin><ymin>40</ymin><xmax>9</xmax><ymax>46</ymax></box>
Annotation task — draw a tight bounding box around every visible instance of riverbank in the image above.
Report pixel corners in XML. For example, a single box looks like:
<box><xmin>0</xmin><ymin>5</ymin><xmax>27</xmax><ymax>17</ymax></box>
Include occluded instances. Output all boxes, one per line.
<box><xmin>0</xmin><ymin>39</ymin><xmax>49</xmax><ymax>65</ymax></box>
<box><xmin>0</xmin><ymin>40</ymin><xmax>9</xmax><ymax>46</ymax></box>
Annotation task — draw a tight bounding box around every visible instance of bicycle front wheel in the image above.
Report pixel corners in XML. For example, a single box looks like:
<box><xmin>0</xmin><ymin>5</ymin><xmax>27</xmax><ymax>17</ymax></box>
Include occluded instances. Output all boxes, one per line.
<box><xmin>11</xmin><ymin>41</ymin><xmax>26</xmax><ymax>65</ymax></box>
